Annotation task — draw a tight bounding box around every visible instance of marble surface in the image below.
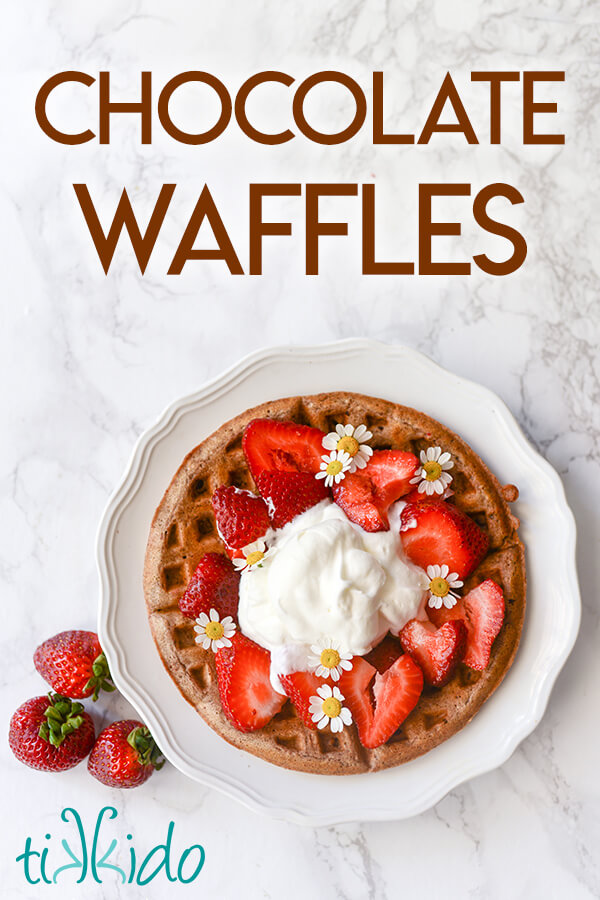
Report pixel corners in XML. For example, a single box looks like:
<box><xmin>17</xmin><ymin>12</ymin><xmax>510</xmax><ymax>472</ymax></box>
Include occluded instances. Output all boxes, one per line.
<box><xmin>1</xmin><ymin>0</ymin><xmax>599</xmax><ymax>897</ymax></box>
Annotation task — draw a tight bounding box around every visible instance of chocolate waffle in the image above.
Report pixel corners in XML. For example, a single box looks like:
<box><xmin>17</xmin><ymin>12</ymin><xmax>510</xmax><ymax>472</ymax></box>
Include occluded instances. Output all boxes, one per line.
<box><xmin>144</xmin><ymin>392</ymin><xmax>525</xmax><ymax>774</ymax></box>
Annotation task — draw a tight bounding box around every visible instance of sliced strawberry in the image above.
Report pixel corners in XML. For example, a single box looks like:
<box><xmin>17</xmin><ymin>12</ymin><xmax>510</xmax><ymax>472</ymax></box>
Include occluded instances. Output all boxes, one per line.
<box><xmin>256</xmin><ymin>471</ymin><xmax>329</xmax><ymax>528</ymax></box>
<box><xmin>332</xmin><ymin>471</ymin><xmax>388</xmax><ymax>532</ymax></box>
<box><xmin>428</xmin><ymin>579</ymin><xmax>505</xmax><ymax>670</ymax></box>
<box><xmin>366</xmin><ymin>451</ymin><xmax>419</xmax><ymax>508</ymax></box>
<box><xmin>399</xmin><ymin>618</ymin><xmax>467</xmax><ymax>686</ymax></box>
<box><xmin>243</xmin><ymin>419</ymin><xmax>326</xmax><ymax>482</ymax></box>
<box><xmin>337</xmin><ymin>657</ymin><xmax>376</xmax><ymax>744</ymax></box>
<box><xmin>399</xmin><ymin>500</ymin><xmax>489</xmax><ymax>579</ymax></box>
<box><xmin>339</xmin><ymin>654</ymin><xmax>423</xmax><ymax>749</ymax></box>
<box><xmin>363</xmin><ymin>634</ymin><xmax>403</xmax><ymax>674</ymax></box>
<box><xmin>215</xmin><ymin>633</ymin><xmax>286</xmax><ymax>732</ymax></box>
<box><xmin>279</xmin><ymin>671</ymin><xmax>331</xmax><ymax>729</ymax></box>
<box><xmin>333</xmin><ymin>450</ymin><xmax>417</xmax><ymax>533</ymax></box>
<box><xmin>211</xmin><ymin>486</ymin><xmax>271</xmax><ymax>550</ymax></box>
<box><xmin>179</xmin><ymin>553</ymin><xmax>240</xmax><ymax>621</ymax></box>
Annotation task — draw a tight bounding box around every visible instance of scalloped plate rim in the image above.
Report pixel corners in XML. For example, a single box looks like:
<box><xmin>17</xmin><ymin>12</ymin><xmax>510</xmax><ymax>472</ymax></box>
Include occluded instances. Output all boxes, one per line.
<box><xmin>96</xmin><ymin>339</ymin><xmax>580</xmax><ymax>825</ymax></box>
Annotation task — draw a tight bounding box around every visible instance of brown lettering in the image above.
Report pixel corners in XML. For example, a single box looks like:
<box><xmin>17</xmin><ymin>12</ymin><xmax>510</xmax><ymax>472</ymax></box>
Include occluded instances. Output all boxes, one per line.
<box><xmin>306</xmin><ymin>183</ymin><xmax>358</xmax><ymax>274</ymax></box>
<box><xmin>418</xmin><ymin>73</ymin><xmax>478</xmax><ymax>144</ymax></box>
<box><xmin>98</xmin><ymin>71</ymin><xmax>152</xmax><ymax>144</ymax></box>
<box><xmin>248</xmin><ymin>183</ymin><xmax>301</xmax><ymax>275</ymax></box>
<box><xmin>293</xmin><ymin>72</ymin><xmax>367</xmax><ymax>145</ymax></box>
<box><xmin>236</xmin><ymin>72</ymin><xmax>294</xmax><ymax>145</ymax></box>
<box><xmin>362</xmin><ymin>184</ymin><xmax>414</xmax><ymax>273</ymax></box>
<box><xmin>523</xmin><ymin>71</ymin><xmax>565</xmax><ymax>144</ymax></box>
<box><xmin>418</xmin><ymin>183</ymin><xmax>471</xmax><ymax>274</ymax></box>
<box><xmin>73</xmin><ymin>183</ymin><xmax>174</xmax><ymax>274</ymax></box>
<box><xmin>473</xmin><ymin>183</ymin><xmax>527</xmax><ymax>274</ymax></box>
<box><xmin>471</xmin><ymin>71</ymin><xmax>520</xmax><ymax>144</ymax></box>
<box><xmin>372</xmin><ymin>72</ymin><xmax>414</xmax><ymax>144</ymax></box>
<box><xmin>158</xmin><ymin>72</ymin><xmax>231</xmax><ymax>145</ymax></box>
<box><xmin>35</xmin><ymin>71</ymin><xmax>96</xmax><ymax>145</ymax></box>
<box><xmin>168</xmin><ymin>185</ymin><xmax>243</xmax><ymax>274</ymax></box>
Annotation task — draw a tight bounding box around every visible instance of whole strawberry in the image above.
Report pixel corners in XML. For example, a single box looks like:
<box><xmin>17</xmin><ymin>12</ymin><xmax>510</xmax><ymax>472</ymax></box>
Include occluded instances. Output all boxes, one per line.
<box><xmin>9</xmin><ymin>693</ymin><xmax>95</xmax><ymax>772</ymax></box>
<box><xmin>88</xmin><ymin>720</ymin><xmax>164</xmax><ymax>789</ymax></box>
<box><xmin>34</xmin><ymin>630</ymin><xmax>115</xmax><ymax>701</ymax></box>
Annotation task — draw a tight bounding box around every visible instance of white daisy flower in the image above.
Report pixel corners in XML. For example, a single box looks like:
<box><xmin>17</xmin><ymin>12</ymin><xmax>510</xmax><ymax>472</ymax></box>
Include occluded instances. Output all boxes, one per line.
<box><xmin>315</xmin><ymin>450</ymin><xmax>353</xmax><ymax>487</ymax></box>
<box><xmin>322</xmin><ymin>423</ymin><xmax>374</xmax><ymax>473</ymax></box>
<box><xmin>308</xmin><ymin>639</ymin><xmax>353</xmax><ymax>681</ymax></box>
<box><xmin>409</xmin><ymin>446</ymin><xmax>454</xmax><ymax>496</ymax></box>
<box><xmin>194</xmin><ymin>608</ymin><xmax>236</xmax><ymax>651</ymax></box>
<box><xmin>426</xmin><ymin>564</ymin><xmax>463</xmax><ymax>610</ymax></box>
<box><xmin>232</xmin><ymin>539</ymin><xmax>270</xmax><ymax>572</ymax></box>
<box><xmin>309</xmin><ymin>684</ymin><xmax>353</xmax><ymax>733</ymax></box>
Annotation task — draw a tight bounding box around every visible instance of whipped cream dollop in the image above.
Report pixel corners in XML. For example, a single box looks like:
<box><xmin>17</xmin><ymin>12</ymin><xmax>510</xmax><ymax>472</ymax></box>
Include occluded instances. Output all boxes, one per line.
<box><xmin>237</xmin><ymin>500</ymin><xmax>428</xmax><ymax>693</ymax></box>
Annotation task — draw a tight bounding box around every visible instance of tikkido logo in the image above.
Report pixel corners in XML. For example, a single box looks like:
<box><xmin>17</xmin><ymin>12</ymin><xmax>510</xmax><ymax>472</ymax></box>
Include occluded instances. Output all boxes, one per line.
<box><xmin>16</xmin><ymin>807</ymin><xmax>206</xmax><ymax>886</ymax></box>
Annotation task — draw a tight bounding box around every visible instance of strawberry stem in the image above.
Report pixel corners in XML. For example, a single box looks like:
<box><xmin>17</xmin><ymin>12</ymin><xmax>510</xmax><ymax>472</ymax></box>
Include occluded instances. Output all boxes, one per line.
<box><xmin>126</xmin><ymin>726</ymin><xmax>165</xmax><ymax>770</ymax></box>
<box><xmin>83</xmin><ymin>652</ymin><xmax>116</xmax><ymax>701</ymax></box>
<box><xmin>38</xmin><ymin>693</ymin><xmax>86</xmax><ymax>748</ymax></box>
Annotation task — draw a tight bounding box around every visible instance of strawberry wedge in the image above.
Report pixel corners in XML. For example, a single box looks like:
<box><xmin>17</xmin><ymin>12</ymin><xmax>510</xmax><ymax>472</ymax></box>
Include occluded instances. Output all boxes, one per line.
<box><xmin>400</xmin><ymin>499</ymin><xmax>489</xmax><ymax>579</ymax></box>
<box><xmin>279</xmin><ymin>671</ymin><xmax>331</xmax><ymax>730</ymax></box>
<box><xmin>212</xmin><ymin>485</ymin><xmax>271</xmax><ymax>550</ymax></box>
<box><xmin>399</xmin><ymin>619</ymin><xmax>467</xmax><ymax>686</ymax></box>
<box><xmin>339</xmin><ymin>654</ymin><xmax>423</xmax><ymax>748</ymax></box>
<box><xmin>367</xmin><ymin>451</ymin><xmax>420</xmax><ymax>508</ymax></box>
<box><xmin>242</xmin><ymin>419</ymin><xmax>325</xmax><ymax>482</ymax></box>
<box><xmin>256</xmin><ymin>471</ymin><xmax>329</xmax><ymax>528</ymax></box>
<box><xmin>179</xmin><ymin>553</ymin><xmax>240</xmax><ymax>621</ymax></box>
<box><xmin>215</xmin><ymin>634</ymin><xmax>285</xmax><ymax>732</ymax></box>
<box><xmin>363</xmin><ymin>633</ymin><xmax>404</xmax><ymax>674</ymax></box>
<box><xmin>333</xmin><ymin>450</ymin><xmax>418</xmax><ymax>532</ymax></box>
<box><xmin>428</xmin><ymin>579</ymin><xmax>505</xmax><ymax>670</ymax></box>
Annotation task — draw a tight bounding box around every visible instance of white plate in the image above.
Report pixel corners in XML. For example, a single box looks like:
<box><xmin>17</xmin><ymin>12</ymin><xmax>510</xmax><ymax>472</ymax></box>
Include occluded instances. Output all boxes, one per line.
<box><xmin>97</xmin><ymin>340</ymin><xmax>580</xmax><ymax>826</ymax></box>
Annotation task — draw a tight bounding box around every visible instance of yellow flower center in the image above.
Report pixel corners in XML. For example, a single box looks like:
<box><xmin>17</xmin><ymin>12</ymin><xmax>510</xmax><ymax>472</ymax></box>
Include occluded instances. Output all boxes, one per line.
<box><xmin>326</xmin><ymin>460</ymin><xmax>344</xmax><ymax>476</ymax></box>
<box><xmin>423</xmin><ymin>460</ymin><xmax>442</xmax><ymax>481</ymax></box>
<box><xmin>320</xmin><ymin>648</ymin><xmax>341</xmax><ymax>669</ymax></box>
<box><xmin>205</xmin><ymin>621</ymin><xmax>225</xmax><ymax>640</ymax></box>
<box><xmin>245</xmin><ymin>550</ymin><xmax>264</xmax><ymax>567</ymax></box>
<box><xmin>337</xmin><ymin>435</ymin><xmax>359</xmax><ymax>456</ymax></box>
<box><xmin>429</xmin><ymin>577</ymin><xmax>450</xmax><ymax>598</ymax></box>
<box><xmin>322</xmin><ymin>697</ymin><xmax>342</xmax><ymax>719</ymax></box>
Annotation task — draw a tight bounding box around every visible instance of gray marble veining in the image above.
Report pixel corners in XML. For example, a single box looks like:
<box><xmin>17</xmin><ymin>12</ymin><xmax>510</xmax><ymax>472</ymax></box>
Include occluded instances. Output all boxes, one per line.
<box><xmin>1</xmin><ymin>1</ymin><xmax>599</xmax><ymax>897</ymax></box>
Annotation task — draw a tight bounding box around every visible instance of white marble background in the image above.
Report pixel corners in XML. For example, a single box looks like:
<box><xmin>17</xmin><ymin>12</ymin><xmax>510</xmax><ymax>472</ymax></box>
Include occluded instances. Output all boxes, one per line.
<box><xmin>1</xmin><ymin>0</ymin><xmax>599</xmax><ymax>897</ymax></box>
